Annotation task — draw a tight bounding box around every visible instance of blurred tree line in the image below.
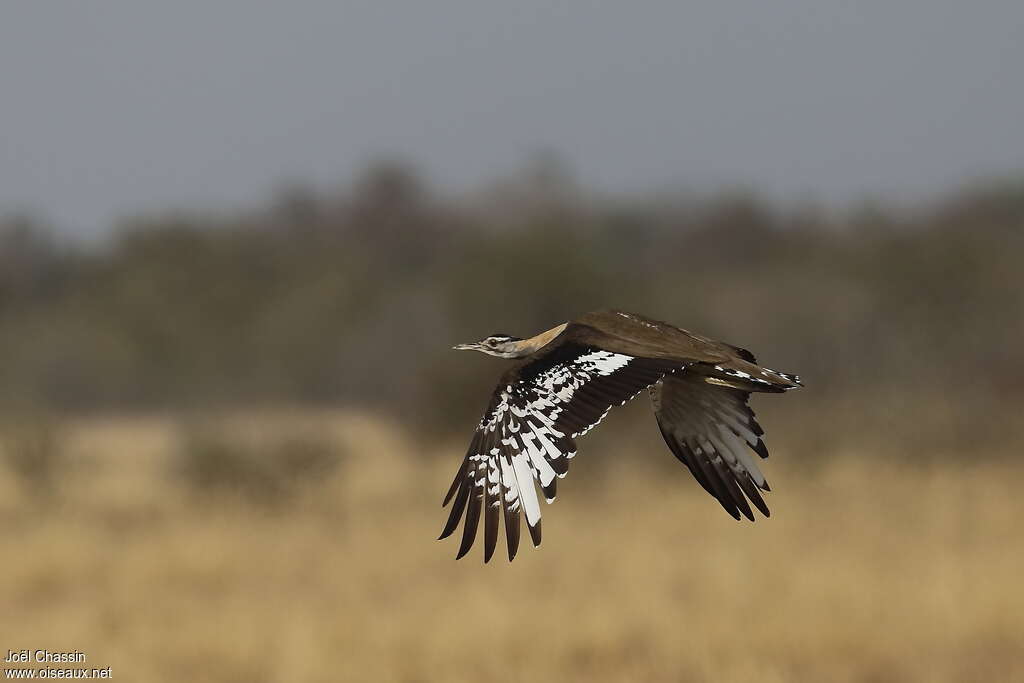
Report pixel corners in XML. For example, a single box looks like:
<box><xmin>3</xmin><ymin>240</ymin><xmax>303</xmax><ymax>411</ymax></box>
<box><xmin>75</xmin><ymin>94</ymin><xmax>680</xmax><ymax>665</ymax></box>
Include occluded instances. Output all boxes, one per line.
<box><xmin>1</xmin><ymin>163</ymin><xmax>1022</xmax><ymax>447</ymax></box>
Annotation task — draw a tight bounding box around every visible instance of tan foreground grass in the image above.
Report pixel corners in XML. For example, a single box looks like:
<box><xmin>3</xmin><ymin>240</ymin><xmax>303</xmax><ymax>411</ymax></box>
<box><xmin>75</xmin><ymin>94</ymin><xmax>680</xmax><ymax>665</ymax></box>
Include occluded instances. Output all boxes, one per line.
<box><xmin>1</xmin><ymin>412</ymin><xmax>1022</xmax><ymax>682</ymax></box>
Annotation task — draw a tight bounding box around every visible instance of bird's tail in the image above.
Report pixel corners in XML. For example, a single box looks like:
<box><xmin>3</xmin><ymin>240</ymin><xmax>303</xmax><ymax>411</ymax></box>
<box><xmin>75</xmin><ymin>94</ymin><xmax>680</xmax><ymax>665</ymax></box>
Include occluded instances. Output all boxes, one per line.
<box><xmin>689</xmin><ymin>359</ymin><xmax>803</xmax><ymax>393</ymax></box>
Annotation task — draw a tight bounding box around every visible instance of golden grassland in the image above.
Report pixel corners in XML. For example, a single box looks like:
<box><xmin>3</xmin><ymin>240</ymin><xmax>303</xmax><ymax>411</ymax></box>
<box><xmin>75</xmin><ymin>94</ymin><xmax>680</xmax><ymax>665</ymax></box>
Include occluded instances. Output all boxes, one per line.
<box><xmin>1</xmin><ymin>411</ymin><xmax>1022</xmax><ymax>683</ymax></box>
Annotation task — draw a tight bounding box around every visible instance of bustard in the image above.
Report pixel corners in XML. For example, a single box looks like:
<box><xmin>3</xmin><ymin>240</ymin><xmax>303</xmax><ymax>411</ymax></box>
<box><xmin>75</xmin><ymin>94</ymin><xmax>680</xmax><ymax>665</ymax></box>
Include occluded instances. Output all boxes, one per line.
<box><xmin>441</xmin><ymin>310</ymin><xmax>802</xmax><ymax>562</ymax></box>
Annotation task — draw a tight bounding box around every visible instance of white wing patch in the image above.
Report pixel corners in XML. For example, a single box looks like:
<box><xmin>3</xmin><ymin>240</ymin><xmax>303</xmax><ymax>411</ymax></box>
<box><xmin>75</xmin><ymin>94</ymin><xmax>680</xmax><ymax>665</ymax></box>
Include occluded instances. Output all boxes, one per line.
<box><xmin>574</xmin><ymin>350</ymin><xmax>632</xmax><ymax>375</ymax></box>
<box><xmin>442</xmin><ymin>342</ymin><xmax>688</xmax><ymax>561</ymax></box>
<box><xmin>474</xmin><ymin>352</ymin><xmax>637</xmax><ymax>520</ymax></box>
<box><xmin>444</xmin><ymin>346</ymin><xmax>682</xmax><ymax>560</ymax></box>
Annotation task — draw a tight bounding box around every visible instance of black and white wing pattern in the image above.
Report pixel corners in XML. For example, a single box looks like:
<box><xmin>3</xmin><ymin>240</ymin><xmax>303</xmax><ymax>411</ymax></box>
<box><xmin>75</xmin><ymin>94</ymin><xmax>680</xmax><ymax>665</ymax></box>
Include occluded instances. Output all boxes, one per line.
<box><xmin>440</xmin><ymin>344</ymin><xmax>682</xmax><ymax>562</ymax></box>
<box><xmin>651</xmin><ymin>373</ymin><xmax>773</xmax><ymax>521</ymax></box>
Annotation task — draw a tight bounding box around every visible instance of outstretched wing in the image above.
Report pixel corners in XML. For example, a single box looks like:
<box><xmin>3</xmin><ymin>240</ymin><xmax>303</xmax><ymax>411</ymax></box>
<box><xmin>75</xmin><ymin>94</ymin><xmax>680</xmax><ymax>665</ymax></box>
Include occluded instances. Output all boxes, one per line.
<box><xmin>651</xmin><ymin>372</ymin><xmax>775</xmax><ymax>521</ymax></box>
<box><xmin>440</xmin><ymin>343</ymin><xmax>683</xmax><ymax>562</ymax></box>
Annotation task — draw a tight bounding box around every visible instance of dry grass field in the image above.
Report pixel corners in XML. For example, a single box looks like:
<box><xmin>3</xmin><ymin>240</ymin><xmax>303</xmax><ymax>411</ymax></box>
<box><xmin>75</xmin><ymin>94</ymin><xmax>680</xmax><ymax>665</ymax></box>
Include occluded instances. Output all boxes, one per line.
<box><xmin>1</xmin><ymin>411</ymin><xmax>1022</xmax><ymax>682</ymax></box>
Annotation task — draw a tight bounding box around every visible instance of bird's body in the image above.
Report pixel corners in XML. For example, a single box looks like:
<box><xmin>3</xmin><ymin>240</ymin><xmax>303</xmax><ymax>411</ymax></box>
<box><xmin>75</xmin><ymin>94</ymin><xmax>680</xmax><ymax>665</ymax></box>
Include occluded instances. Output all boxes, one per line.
<box><xmin>442</xmin><ymin>310</ymin><xmax>802</xmax><ymax>562</ymax></box>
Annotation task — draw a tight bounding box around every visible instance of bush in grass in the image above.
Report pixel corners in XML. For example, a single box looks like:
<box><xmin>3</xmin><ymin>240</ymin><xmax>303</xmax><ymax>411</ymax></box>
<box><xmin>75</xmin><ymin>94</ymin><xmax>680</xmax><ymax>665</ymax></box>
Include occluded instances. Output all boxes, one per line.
<box><xmin>175</xmin><ymin>424</ymin><xmax>342</xmax><ymax>506</ymax></box>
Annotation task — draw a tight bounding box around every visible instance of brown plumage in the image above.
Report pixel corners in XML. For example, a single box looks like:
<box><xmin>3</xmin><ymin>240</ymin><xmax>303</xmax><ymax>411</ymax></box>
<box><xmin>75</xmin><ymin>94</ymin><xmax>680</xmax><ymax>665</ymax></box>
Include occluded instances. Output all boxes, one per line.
<box><xmin>442</xmin><ymin>310</ymin><xmax>802</xmax><ymax>561</ymax></box>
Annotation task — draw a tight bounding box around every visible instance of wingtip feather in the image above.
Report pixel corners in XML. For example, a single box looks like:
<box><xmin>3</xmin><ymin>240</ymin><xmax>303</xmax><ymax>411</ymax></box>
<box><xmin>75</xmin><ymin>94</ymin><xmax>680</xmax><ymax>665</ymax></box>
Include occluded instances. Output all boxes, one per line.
<box><xmin>527</xmin><ymin>519</ymin><xmax>542</xmax><ymax>548</ymax></box>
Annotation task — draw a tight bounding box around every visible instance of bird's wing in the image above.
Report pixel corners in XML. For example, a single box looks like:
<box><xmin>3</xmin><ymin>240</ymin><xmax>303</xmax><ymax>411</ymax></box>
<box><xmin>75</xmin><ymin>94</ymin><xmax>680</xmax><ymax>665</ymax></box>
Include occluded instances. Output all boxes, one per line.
<box><xmin>650</xmin><ymin>372</ymin><xmax>774</xmax><ymax>521</ymax></box>
<box><xmin>440</xmin><ymin>343</ymin><xmax>683</xmax><ymax>561</ymax></box>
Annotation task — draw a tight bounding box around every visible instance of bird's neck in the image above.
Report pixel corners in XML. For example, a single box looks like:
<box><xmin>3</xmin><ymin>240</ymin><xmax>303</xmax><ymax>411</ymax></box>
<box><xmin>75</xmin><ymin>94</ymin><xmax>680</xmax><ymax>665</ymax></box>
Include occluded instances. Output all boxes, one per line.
<box><xmin>509</xmin><ymin>323</ymin><xmax>567</xmax><ymax>357</ymax></box>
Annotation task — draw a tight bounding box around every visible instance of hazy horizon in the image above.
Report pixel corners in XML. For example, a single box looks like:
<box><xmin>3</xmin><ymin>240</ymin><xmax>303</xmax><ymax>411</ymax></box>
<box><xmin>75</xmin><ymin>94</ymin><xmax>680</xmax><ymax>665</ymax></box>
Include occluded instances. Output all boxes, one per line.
<box><xmin>3</xmin><ymin>1</ymin><xmax>1023</xmax><ymax>236</ymax></box>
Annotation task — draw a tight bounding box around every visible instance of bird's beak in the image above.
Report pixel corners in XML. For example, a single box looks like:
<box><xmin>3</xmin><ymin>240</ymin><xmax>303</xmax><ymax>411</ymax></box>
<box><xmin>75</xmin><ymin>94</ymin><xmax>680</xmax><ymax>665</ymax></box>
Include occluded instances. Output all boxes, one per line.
<box><xmin>452</xmin><ymin>343</ymin><xmax>476</xmax><ymax>351</ymax></box>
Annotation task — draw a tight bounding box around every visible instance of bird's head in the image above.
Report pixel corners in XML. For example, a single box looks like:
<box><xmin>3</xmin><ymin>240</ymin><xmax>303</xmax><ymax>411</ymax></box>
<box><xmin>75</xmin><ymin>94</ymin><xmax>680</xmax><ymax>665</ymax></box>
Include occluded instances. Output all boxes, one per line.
<box><xmin>452</xmin><ymin>333</ymin><xmax>527</xmax><ymax>359</ymax></box>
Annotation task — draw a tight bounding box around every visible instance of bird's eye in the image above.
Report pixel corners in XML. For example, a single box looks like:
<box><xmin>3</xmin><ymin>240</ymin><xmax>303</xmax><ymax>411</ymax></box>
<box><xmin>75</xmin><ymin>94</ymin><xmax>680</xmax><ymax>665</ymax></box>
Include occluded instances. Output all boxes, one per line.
<box><xmin>486</xmin><ymin>339</ymin><xmax>497</xmax><ymax>347</ymax></box>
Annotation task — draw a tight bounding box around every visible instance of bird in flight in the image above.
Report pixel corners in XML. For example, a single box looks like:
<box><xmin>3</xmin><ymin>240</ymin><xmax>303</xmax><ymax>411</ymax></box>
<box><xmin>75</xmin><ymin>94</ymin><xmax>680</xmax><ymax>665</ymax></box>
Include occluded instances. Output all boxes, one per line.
<box><xmin>441</xmin><ymin>310</ymin><xmax>802</xmax><ymax>562</ymax></box>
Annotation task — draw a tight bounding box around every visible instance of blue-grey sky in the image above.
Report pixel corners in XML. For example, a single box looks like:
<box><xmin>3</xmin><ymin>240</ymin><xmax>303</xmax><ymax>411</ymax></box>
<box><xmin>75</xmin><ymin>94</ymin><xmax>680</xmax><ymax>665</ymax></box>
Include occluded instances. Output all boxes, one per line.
<box><xmin>2</xmin><ymin>1</ymin><xmax>1022</xmax><ymax>235</ymax></box>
